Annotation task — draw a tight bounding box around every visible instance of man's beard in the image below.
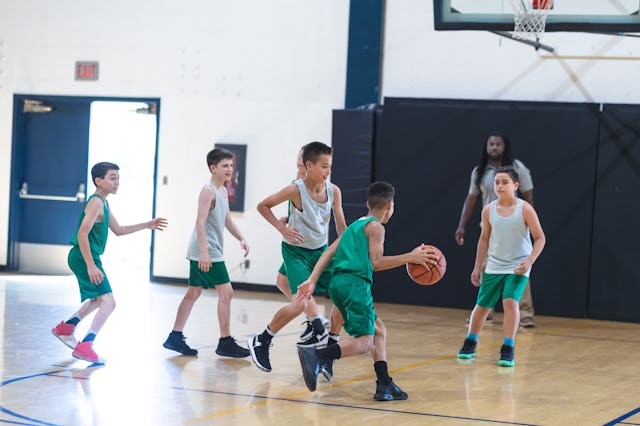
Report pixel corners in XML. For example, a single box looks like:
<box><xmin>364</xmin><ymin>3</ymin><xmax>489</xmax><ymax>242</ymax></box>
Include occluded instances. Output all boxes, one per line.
<box><xmin>488</xmin><ymin>153</ymin><xmax>502</xmax><ymax>162</ymax></box>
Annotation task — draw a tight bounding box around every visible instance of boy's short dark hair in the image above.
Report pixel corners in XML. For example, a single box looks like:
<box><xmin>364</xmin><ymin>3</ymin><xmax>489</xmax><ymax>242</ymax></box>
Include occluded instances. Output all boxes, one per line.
<box><xmin>368</xmin><ymin>181</ymin><xmax>395</xmax><ymax>209</ymax></box>
<box><xmin>208</xmin><ymin>148</ymin><xmax>234</xmax><ymax>168</ymax></box>
<box><xmin>91</xmin><ymin>162</ymin><xmax>119</xmax><ymax>186</ymax></box>
<box><xmin>302</xmin><ymin>141</ymin><xmax>332</xmax><ymax>165</ymax></box>
<box><xmin>495</xmin><ymin>165</ymin><xmax>519</xmax><ymax>183</ymax></box>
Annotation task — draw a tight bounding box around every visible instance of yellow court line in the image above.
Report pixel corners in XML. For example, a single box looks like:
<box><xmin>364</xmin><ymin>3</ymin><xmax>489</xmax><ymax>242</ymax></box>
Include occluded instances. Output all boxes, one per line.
<box><xmin>189</xmin><ymin>326</ymin><xmax>577</xmax><ymax>422</ymax></box>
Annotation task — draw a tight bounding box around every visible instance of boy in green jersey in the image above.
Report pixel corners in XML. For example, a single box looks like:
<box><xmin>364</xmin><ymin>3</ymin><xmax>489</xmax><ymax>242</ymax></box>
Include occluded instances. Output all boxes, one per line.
<box><xmin>52</xmin><ymin>162</ymin><xmax>167</xmax><ymax>364</ymax></box>
<box><xmin>297</xmin><ymin>181</ymin><xmax>437</xmax><ymax>400</ymax></box>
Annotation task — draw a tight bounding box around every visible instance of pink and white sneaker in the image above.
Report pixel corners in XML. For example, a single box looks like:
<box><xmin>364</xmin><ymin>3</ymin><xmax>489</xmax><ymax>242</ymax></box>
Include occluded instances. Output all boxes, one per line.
<box><xmin>52</xmin><ymin>321</ymin><xmax>77</xmax><ymax>349</ymax></box>
<box><xmin>72</xmin><ymin>342</ymin><xmax>105</xmax><ymax>364</ymax></box>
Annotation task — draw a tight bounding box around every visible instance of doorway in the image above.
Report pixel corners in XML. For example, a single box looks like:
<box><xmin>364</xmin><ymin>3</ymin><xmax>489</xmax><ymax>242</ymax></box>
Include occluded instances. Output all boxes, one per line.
<box><xmin>8</xmin><ymin>95</ymin><xmax>159</xmax><ymax>278</ymax></box>
<box><xmin>87</xmin><ymin>101</ymin><xmax>158</xmax><ymax>279</ymax></box>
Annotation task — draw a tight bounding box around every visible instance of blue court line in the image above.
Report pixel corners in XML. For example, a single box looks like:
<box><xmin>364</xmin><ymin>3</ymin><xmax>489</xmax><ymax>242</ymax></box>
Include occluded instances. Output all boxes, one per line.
<box><xmin>0</xmin><ymin>369</ymin><xmax>77</xmax><ymax>426</ymax></box>
<box><xmin>174</xmin><ymin>385</ymin><xmax>539</xmax><ymax>425</ymax></box>
<box><xmin>603</xmin><ymin>406</ymin><xmax>640</xmax><ymax>426</ymax></box>
<box><xmin>0</xmin><ymin>420</ymin><xmax>44</xmax><ymax>425</ymax></box>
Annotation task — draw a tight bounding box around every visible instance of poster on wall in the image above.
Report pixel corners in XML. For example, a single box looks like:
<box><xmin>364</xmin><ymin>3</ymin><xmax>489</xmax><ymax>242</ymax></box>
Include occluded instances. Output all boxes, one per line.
<box><xmin>215</xmin><ymin>143</ymin><xmax>247</xmax><ymax>212</ymax></box>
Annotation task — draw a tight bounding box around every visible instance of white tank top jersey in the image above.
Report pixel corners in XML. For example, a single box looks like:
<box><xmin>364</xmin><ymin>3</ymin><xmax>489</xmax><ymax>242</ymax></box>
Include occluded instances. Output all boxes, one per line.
<box><xmin>286</xmin><ymin>179</ymin><xmax>334</xmax><ymax>250</ymax></box>
<box><xmin>485</xmin><ymin>199</ymin><xmax>533</xmax><ymax>277</ymax></box>
<box><xmin>187</xmin><ymin>182</ymin><xmax>228</xmax><ymax>262</ymax></box>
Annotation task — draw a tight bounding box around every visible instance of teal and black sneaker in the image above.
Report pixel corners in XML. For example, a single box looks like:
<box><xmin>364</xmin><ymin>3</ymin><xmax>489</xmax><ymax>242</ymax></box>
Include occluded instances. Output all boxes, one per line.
<box><xmin>457</xmin><ymin>338</ymin><xmax>477</xmax><ymax>359</ymax></box>
<box><xmin>498</xmin><ymin>344</ymin><xmax>515</xmax><ymax>367</ymax></box>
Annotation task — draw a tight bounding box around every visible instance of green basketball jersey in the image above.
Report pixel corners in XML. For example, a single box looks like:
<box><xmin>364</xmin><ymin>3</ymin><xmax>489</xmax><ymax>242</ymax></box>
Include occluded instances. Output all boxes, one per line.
<box><xmin>70</xmin><ymin>194</ymin><xmax>109</xmax><ymax>256</ymax></box>
<box><xmin>332</xmin><ymin>216</ymin><xmax>379</xmax><ymax>283</ymax></box>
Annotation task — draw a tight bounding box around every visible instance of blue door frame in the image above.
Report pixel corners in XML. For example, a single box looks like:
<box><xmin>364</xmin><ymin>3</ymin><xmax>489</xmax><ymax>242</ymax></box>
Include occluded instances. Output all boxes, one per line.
<box><xmin>8</xmin><ymin>94</ymin><xmax>161</xmax><ymax>278</ymax></box>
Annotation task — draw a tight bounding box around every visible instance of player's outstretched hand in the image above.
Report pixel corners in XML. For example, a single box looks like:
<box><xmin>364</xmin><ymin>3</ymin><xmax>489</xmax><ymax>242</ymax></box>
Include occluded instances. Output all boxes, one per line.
<box><xmin>296</xmin><ymin>280</ymin><xmax>315</xmax><ymax>300</ymax></box>
<box><xmin>149</xmin><ymin>217</ymin><xmax>168</xmax><ymax>231</ymax></box>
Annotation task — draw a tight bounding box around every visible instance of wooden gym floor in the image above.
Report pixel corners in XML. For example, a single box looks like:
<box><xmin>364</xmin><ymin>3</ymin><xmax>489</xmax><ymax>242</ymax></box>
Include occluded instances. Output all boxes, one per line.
<box><xmin>0</xmin><ymin>270</ymin><xmax>639</xmax><ymax>426</ymax></box>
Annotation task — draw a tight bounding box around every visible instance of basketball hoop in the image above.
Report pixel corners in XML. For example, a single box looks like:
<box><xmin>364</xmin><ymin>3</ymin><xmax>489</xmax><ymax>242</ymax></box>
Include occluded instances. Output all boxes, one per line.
<box><xmin>511</xmin><ymin>0</ymin><xmax>553</xmax><ymax>41</ymax></box>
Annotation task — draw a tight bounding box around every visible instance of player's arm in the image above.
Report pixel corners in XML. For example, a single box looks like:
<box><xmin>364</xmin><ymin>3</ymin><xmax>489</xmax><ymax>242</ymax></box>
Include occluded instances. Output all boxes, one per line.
<box><xmin>514</xmin><ymin>203</ymin><xmax>546</xmax><ymax>275</ymax></box>
<box><xmin>520</xmin><ymin>190</ymin><xmax>534</xmax><ymax>206</ymax></box>
<box><xmin>194</xmin><ymin>185</ymin><xmax>216</xmax><ymax>272</ymax></box>
<box><xmin>77</xmin><ymin>197</ymin><xmax>105</xmax><ymax>285</ymax></box>
<box><xmin>297</xmin><ymin>237</ymin><xmax>341</xmax><ymax>299</ymax></box>
<box><xmin>223</xmin><ymin>188</ymin><xmax>249</xmax><ymax>257</ymax></box>
<box><xmin>108</xmin><ymin>211</ymin><xmax>167</xmax><ymax>236</ymax></box>
<box><xmin>455</xmin><ymin>193</ymin><xmax>480</xmax><ymax>246</ymax></box>
<box><xmin>257</xmin><ymin>184</ymin><xmax>304</xmax><ymax>244</ymax></box>
<box><xmin>471</xmin><ymin>205</ymin><xmax>491</xmax><ymax>286</ymax></box>
<box><xmin>516</xmin><ymin>161</ymin><xmax>535</xmax><ymax>206</ymax></box>
<box><xmin>331</xmin><ymin>184</ymin><xmax>348</xmax><ymax>235</ymax></box>
<box><xmin>366</xmin><ymin>221</ymin><xmax>434</xmax><ymax>271</ymax></box>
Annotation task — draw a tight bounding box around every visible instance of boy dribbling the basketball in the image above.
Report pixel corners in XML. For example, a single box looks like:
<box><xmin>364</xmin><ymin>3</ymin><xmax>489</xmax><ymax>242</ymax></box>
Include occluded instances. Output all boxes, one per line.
<box><xmin>296</xmin><ymin>181</ymin><xmax>436</xmax><ymax>399</ymax></box>
<box><xmin>457</xmin><ymin>166</ymin><xmax>545</xmax><ymax>366</ymax></box>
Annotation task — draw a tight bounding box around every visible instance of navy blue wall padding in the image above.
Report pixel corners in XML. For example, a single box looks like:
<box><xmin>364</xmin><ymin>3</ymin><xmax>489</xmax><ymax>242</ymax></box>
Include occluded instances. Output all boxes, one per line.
<box><xmin>330</xmin><ymin>109</ymin><xmax>376</xmax><ymax>243</ymax></box>
<box><xmin>588</xmin><ymin>104</ymin><xmax>640</xmax><ymax>322</ymax></box>
<box><xmin>344</xmin><ymin>0</ymin><xmax>384</xmax><ymax>108</ymax></box>
<box><xmin>371</xmin><ymin>97</ymin><xmax>600</xmax><ymax>318</ymax></box>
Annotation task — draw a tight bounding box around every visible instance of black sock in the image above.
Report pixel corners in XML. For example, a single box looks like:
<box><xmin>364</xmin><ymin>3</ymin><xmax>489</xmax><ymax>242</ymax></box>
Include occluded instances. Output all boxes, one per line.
<box><xmin>327</xmin><ymin>333</ymin><xmax>340</xmax><ymax>346</ymax></box>
<box><xmin>170</xmin><ymin>330</ymin><xmax>184</xmax><ymax>338</ymax></box>
<box><xmin>311</xmin><ymin>318</ymin><xmax>325</xmax><ymax>335</ymax></box>
<box><xmin>219</xmin><ymin>336</ymin><xmax>233</xmax><ymax>342</ymax></box>
<box><xmin>374</xmin><ymin>361</ymin><xmax>391</xmax><ymax>385</ymax></box>
<box><xmin>259</xmin><ymin>327</ymin><xmax>274</xmax><ymax>344</ymax></box>
<box><xmin>316</xmin><ymin>343</ymin><xmax>341</xmax><ymax>361</ymax></box>
<box><xmin>65</xmin><ymin>317</ymin><xmax>81</xmax><ymax>326</ymax></box>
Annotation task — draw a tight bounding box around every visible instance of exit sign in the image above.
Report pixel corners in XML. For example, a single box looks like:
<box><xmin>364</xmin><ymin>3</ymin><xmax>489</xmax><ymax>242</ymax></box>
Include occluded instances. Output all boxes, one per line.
<box><xmin>75</xmin><ymin>61</ymin><xmax>99</xmax><ymax>81</ymax></box>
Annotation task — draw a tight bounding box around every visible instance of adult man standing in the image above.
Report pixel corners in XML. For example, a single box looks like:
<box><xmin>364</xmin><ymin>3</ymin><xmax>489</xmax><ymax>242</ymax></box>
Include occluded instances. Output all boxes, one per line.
<box><xmin>455</xmin><ymin>132</ymin><xmax>536</xmax><ymax>328</ymax></box>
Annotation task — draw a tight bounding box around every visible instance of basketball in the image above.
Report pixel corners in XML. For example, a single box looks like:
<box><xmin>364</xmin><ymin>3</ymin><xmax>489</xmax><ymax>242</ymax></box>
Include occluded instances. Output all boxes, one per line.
<box><xmin>406</xmin><ymin>245</ymin><xmax>447</xmax><ymax>286</ymax></box>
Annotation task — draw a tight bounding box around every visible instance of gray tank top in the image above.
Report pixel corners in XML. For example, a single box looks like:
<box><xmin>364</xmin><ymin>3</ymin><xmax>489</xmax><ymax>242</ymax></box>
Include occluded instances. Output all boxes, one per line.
<box><xmin>187</xmin><ymin>182</ymin><xmax>227</xmax><ymax>262</ymax></box>
<box><xmin>286</xmin><ymin>179</ymin><xmax>334</xmax><ymax>250</ymax></box>
<box><xmin>485</xmin><ymin>199</ymin><xmax>533</xmax><ymax>277</ymax></box>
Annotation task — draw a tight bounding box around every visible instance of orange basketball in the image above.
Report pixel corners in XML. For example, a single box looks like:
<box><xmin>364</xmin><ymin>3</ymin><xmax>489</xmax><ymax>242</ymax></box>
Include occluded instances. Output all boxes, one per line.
<box><xmin>406</xmin><ymin>245</ymin><xmax>447</xmax><ymax>286</ymax></box>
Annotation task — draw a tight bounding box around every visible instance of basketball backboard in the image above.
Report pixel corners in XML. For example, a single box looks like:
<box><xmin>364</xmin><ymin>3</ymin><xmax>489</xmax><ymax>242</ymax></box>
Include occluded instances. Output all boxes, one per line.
<box><xmin>434</xmin><ymin>0</ymin><xmax>640</xmax><ymax>32</ymax></box>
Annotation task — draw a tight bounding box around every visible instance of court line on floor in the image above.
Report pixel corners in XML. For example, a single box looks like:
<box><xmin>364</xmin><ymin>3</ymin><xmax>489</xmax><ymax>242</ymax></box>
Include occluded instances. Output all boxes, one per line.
<box><xmin>186</xmin><ymin>345</ymin><xmax>543</xmax><ymax>424</ymax></box>
<box><xmin>181</xmin><ymin>385</ymin><xmax>538</xmax><ymax>425</ymax></box>
<box><xmin>603</xmin><ymin>406</ymin><xmax>640</xmax><ymax>426</ymax></box>
<box><xmin>0</xmin><ymin>370</ymin><xmax>77</xmax><ymax>426</ymax></box>
<box><xmin>188</xmin><ymin>326</ymin><xmax>574</xmax><ymax>423</ymax></box>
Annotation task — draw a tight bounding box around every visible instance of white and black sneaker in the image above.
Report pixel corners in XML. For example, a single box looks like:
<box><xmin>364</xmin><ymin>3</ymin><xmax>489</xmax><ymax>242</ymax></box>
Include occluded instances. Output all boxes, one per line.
<box><xmin>249</xmin><ymin>334</ymin><xmax>272</xmax><ymax>372</ymax></box>
<box><xmin>299</xmin><ymin>316</ymin><xmax>330</xmax><ymax>341</ymax></box>
<box><xmin>320</xmin><ymin>359</ymin><xmax>333</xmax><ymax>381</ymax></box>
<box><xmin>296</xmin><ymin>330</ymin><xmax>328</xmax><ymax>347</ymax></box>
<box><xmin>299</xmin><ymin>321</ymin><xmax>314</xmax><ymax>341</ymax></box>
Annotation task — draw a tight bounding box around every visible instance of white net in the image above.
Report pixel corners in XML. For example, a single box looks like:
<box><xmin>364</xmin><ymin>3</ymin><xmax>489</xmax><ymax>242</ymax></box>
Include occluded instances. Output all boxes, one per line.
<box><xmin>511</xmin><ymin>0</ymin><xmax>552</xmax><ymax>41</ymax></box>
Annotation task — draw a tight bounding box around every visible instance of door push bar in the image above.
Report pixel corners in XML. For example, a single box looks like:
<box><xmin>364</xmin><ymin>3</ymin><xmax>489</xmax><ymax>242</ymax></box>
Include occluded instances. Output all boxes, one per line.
<box><xmin>19</xmin><ymin>182</ymin><xmax>86</xmax><ymax>202</ymax></box>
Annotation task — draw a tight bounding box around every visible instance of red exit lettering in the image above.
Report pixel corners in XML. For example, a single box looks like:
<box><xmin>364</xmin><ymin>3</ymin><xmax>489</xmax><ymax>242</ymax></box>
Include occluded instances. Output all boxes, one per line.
<box><xmin>75</xmin><ymin>61</ymin><xmax>99</xmax><ymax>81</ymax></box>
